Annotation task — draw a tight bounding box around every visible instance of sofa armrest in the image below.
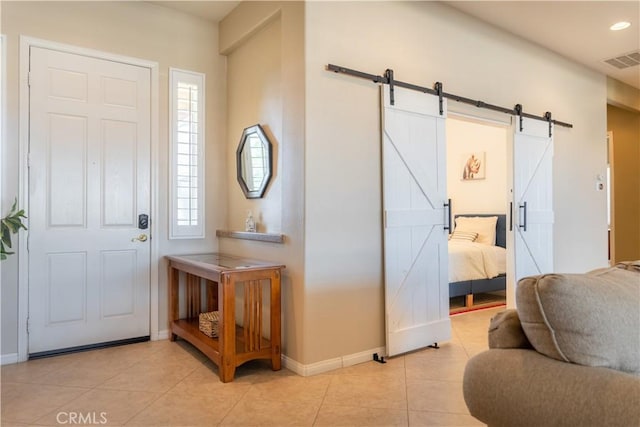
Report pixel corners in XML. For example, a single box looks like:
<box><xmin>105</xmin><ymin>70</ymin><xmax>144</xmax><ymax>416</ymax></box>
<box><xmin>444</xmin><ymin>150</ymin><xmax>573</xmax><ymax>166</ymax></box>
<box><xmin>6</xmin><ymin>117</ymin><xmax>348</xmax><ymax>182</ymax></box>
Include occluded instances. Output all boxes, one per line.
<box><xmin>464</xmin><ymin>349</ymin><xmax>640</xmax><ymax>427</ymax></box>
<box><xmin>488</xmin><ymin>309</ymin><xmax>533</xmax><ymax>349</ymax></box>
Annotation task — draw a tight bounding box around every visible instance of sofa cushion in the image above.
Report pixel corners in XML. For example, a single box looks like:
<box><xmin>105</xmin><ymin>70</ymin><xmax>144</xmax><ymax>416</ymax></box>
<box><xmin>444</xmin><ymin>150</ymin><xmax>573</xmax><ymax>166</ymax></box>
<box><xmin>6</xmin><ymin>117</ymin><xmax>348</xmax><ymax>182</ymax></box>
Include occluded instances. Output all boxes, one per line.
<box><xmin>488</xmin><ymin>309</ymin><xmax>533</xmax><ymax>349</ymax></box>
<box><xmin>463</xmin><ymin>349</ymin><xmax>640</xmax><ymax>427</ymax></box>
<box><xmin>516</xmin><ymin>263</ymin><xmax>640</xmax><ymax>374</ymax></box>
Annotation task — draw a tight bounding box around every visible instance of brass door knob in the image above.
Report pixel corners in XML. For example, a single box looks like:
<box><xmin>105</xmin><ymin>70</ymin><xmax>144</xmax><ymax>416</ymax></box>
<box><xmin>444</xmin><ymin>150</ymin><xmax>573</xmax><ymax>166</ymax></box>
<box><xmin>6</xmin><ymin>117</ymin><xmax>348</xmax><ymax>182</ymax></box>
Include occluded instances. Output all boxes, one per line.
<box><xmin>131</xmin><ymin>233</ymin><xmax>148</xmax><ymax>242</ymax></box>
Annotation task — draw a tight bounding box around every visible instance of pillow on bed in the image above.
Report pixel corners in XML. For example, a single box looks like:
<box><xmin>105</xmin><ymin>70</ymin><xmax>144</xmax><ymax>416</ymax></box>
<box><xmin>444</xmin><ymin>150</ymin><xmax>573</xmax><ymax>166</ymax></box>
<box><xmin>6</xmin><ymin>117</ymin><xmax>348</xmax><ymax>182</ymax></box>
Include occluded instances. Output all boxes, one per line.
<box><xmin>454</xmin><ymin>216</ymin><xmax>498</xmax><ymax>245</ymax></box>
<box><xmin>449</xmin><ymin>230</ymin><xmax>478</xmax><ymax>242</ymax></box>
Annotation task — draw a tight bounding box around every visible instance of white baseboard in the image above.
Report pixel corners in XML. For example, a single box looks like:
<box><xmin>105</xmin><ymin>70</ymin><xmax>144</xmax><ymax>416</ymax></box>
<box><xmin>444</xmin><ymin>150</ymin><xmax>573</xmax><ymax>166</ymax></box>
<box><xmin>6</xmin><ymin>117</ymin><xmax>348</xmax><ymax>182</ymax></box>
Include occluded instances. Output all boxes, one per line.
<box><xmin>281</xmin><ymin>346</ymin><xmax>386</xmax><ymax>376</ymax></box>
<box><xmin>342</xmin><ymin>346</ymin><xmax>386</xmax><ymax>367</ymax></box>
<box><xmin>153</xmin><ymin>329</ymin><xmax>169</xmax><ymax>341</ymax></box>
<box><xmin>282</xmin><ymin>354</ymin><xmax>342</xmax><ymax>377</ymax></box>
<box><xmin>1</xmin><ymin>353</ymin><xmax>18</xmax><ymax>365</ymax></box>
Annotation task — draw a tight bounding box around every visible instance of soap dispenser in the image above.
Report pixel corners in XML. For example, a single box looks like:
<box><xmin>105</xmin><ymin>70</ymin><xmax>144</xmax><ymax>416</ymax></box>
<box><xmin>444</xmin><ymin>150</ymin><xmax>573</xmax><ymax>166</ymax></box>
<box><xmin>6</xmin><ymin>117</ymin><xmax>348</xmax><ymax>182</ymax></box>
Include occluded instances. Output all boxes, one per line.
<box><xmin>245</xmin><ymin>210</ymin><xmax>256</xmax><ymax>232</ymax></box>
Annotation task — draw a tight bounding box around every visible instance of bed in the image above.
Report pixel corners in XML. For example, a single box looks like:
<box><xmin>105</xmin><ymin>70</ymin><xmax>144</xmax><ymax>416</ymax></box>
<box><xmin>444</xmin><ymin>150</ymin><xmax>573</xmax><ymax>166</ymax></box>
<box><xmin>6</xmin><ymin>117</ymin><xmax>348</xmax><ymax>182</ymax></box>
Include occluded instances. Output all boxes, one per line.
<box><xmin>449</xmin><ymin>214</ymin><xmax>507</xmax><ymax>307</ymax></box>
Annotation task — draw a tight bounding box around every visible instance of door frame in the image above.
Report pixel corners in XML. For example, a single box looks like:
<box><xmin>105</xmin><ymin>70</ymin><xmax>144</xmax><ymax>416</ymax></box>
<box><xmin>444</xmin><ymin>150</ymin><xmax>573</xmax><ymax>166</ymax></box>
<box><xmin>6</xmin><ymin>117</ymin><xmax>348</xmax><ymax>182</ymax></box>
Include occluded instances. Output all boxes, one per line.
<box><xmin>447</xmin><ymin>105</ymin><xmax>517</xmax><ymax>309</ymax></box>
<box><xmin>18</xmin><ymin>36</ymin><xmax>160</xmax><ymax>362</ymax></box>
<box><xmin>607</xmin><ymin>131</ymin><xmax>615</xmax><ymax>265</ymax></box>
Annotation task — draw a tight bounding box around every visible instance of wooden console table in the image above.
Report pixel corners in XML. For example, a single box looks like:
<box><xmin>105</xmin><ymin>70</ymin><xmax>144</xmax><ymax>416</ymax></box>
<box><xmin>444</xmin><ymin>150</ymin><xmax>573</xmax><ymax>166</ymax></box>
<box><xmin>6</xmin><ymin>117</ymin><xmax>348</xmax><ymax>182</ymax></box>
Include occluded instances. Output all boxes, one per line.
<box><xmin>167</xmin><ymin>253</ymin><xmax>284</xmax><ymax>382</ymax></box>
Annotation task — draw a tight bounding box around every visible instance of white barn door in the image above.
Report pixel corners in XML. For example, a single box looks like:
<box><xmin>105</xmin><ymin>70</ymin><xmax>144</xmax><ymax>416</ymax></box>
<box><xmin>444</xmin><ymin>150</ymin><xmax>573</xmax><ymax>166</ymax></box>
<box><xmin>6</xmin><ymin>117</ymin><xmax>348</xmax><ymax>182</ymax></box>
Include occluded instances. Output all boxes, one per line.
<box><xmin>382</xmin><ymin>85</ymin><xmax>451</xmax><ymax>357</ymax></box>
<box><xmin>512</xmin><ymin>117</ymin><xmax>554</xmax><ymax>282</ymax></box>
<box><xmin>28</xmin><ymin>47</ymin><xmax>151</xmax><ymax>355</ymax></box>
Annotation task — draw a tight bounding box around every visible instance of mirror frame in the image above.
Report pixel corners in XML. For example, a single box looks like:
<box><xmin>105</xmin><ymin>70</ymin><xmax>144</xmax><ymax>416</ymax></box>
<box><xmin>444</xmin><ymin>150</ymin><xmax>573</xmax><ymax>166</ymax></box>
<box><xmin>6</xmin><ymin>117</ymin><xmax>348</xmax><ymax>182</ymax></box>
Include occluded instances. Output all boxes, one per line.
<box><xmin>236</xmin><ymin>124</ymin><xmax>273</xmax><ymax>199</ymax></box>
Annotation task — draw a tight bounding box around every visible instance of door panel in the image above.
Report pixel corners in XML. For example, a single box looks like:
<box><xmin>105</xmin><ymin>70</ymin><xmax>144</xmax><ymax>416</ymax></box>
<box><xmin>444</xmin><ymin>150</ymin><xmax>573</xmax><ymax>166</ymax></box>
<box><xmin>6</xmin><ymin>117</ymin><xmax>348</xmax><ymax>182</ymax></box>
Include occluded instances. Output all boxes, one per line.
<box><xmin>47</xmin><ymin>252</ymin><xmax>86</xmax><ymax>324</ymax></box>
<box><xmin>513</xmin><ymin>117</ymin><xmax>554</xmax><ymax>281</ymax></box>
<box><xmin>101</xmin><ymin>250</ymin><xmax>137</xmax><ymax>318</ymax></box>
<box><xmin>382</xmin><ymin>85</ymin><xmax>450</xmax><ymax>357</ymax></box>
<box><xmin>48</xmin><ymin>114</ymin><xmax>87</xmax><ymax>227</ymax></box>
<box><xmin>102</xmin><ymin>119</ymin><xmax>137</xmax><ymax>226</ymax></box>
<box><xmin>28</xmin><ymin>46</ymin><xmax>151</xmax><ymax>354</ymax></box>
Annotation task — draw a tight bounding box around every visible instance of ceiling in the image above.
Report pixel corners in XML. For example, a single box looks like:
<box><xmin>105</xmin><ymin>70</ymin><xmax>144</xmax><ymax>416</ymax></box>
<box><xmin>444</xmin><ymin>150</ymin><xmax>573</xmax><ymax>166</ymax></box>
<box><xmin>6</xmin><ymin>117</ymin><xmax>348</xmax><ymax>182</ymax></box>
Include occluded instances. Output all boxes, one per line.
<box><xmin>150</xmin><ymin>1</ymin><xmax>640</xmax><ymax>89</ymax></box>
<box><xmin>446</xmin><ymin>1</ymin><xmax>640</xmax><ymax>89</ymax></box>
<box><xmin>149</xmin><ymin>1</ymin><xmax>240</xmax><ymax>23</ymax></box>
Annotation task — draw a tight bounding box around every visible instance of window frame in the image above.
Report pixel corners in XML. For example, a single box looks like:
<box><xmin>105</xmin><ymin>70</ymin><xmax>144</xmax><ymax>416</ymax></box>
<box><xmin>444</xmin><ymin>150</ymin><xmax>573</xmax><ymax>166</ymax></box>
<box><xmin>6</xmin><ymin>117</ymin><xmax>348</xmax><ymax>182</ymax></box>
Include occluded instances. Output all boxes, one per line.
<box><xmin>169</xmin><ymin>68</ymin><xmax>205</xmax><ymax>239</ymax></box>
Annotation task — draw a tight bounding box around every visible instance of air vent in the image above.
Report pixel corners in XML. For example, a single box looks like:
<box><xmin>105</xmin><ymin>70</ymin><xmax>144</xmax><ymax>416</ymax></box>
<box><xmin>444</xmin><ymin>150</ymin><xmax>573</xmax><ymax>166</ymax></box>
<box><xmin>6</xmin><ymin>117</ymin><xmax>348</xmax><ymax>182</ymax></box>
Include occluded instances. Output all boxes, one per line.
<box><xmin>604</xmin><ymin>50</ymin><xmax>640</xmax><ymax>69</ymax></box>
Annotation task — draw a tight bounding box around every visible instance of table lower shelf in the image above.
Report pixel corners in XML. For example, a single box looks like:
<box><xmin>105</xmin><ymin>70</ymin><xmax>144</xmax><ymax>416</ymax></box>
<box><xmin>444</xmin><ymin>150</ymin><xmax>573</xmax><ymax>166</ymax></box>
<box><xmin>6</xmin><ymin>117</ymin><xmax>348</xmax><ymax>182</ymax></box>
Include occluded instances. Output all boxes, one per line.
<box><xmin>170</xmin><ymin>318</ymin><xmax>274</xmax><ymax>368</ymax></box>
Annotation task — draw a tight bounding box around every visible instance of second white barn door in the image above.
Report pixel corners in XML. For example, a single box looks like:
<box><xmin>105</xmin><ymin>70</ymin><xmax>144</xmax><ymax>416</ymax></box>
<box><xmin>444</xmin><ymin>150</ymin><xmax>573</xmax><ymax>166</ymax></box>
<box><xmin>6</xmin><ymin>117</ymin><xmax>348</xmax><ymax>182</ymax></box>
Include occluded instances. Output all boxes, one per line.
<box><xmin>381</xmin><ymin>84</ymin><xmax>451</xmax><ymax>357</ymax></box>
<box><xmin>512</xmin><ymin>117</ymin><xmax>554</xmax><ymax>282</ymax></box>
<box><xmin>28</xmin><ymin>46</ymin><xmax>152</xmax><ymax>355</ymax></box>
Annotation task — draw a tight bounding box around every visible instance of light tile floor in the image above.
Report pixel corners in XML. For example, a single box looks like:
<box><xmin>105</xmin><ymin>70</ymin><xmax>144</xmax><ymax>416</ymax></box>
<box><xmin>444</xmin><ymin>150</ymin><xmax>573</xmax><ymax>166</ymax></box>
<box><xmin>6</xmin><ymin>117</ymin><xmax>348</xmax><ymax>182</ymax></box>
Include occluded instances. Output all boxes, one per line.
<box><xmin>1</xmin><ymin>307</ymin><xmax>500</xmax><ymax>426</ymax></box>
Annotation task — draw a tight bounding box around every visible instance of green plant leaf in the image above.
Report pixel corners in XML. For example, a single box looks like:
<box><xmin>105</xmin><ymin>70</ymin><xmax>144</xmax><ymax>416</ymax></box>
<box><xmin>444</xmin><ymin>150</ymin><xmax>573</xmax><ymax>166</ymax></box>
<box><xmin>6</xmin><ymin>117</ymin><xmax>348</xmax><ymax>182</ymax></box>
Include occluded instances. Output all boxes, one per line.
<box><xmin>6</xmin><ymin>217</ymin><xmax>24</xmax><ymax>232</ymax></box>
<box><xmin>1</xmin><ymin>225</ymin><xmax>11</xmax><ymax>248</ymax></box>
<box><xmin>0</xmin><ymin>240</ymin><xmax>12</xmax><ymax>256</ymax></box>
<box><xmin>1</xmin><ymin>198</ymin><xmax>27</xmax><ymax>261</ymax></box>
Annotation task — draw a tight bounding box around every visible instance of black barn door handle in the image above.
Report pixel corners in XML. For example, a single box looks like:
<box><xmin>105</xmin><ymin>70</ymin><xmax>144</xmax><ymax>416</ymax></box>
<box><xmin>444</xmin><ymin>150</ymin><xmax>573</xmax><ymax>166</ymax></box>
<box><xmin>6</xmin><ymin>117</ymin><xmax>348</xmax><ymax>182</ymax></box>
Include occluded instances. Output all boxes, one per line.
<box><xmin>444</xmin><ymin>199</ymin><xmax>452</xmax><ymax>233</ymax></box>
<box><xmin>519</xmin><ymin>202</ymin><xmax>527</xmax><ymax>232</ymax></box>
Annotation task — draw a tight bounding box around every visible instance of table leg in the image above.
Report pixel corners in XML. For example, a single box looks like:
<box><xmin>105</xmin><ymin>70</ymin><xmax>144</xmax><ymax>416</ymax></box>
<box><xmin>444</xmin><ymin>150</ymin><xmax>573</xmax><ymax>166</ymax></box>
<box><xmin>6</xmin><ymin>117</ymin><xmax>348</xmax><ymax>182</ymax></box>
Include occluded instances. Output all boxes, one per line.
<box><xmin>169</xmin><ymin>265</ymin><xmax>179</xmax><ymax>341</ymax></box>
<box><xmin>219</xmin><ymin>274</ymin><xmax>236</xmax><ymax>383</ymax></box>
<box><xmin>270</xmin><ymin>270</ymin><xmax>282</xmax><ymax>371</ymax></box>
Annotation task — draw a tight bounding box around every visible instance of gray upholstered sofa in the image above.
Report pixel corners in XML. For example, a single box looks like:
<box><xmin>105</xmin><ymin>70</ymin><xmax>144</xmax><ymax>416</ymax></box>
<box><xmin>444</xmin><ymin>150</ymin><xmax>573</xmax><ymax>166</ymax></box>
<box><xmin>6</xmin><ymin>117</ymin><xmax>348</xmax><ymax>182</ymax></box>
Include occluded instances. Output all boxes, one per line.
<box><xmin>463</xmin><ymin>262</ymin><xmax>640</xmax><ymax>427</ymax></box>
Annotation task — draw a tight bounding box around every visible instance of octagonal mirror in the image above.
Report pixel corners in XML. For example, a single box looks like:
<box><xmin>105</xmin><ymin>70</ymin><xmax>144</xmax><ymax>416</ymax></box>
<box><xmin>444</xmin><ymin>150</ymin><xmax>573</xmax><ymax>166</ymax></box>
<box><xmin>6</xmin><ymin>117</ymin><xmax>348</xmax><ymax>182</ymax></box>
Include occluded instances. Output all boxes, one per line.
<box><xmin>236</xmin><ymin>124</ymin><xmax>273</xmax><ymax>199</ymax></box>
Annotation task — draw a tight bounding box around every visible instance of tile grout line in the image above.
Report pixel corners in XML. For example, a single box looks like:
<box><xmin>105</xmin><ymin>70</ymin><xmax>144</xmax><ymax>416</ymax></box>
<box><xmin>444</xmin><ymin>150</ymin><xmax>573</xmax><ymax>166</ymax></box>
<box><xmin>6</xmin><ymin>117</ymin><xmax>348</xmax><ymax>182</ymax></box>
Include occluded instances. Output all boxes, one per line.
<box><xmin>120</xmin><ymin>353</ymin><xmax>201</xmax><ymax>426</ymax></box>
<box><xmin>310</xmin><ymin>373</ymin><xmax>333</xmax><ymax>426</ymax></box>
<box><xmin>214</xmin><ymin>376</ymin><xmax>254</xmax><ymax>426</ymax></box>
<box><xmin>24</xmin><ymin>347</ymin><xmax>162</xmax><ymax>425</ymax></box>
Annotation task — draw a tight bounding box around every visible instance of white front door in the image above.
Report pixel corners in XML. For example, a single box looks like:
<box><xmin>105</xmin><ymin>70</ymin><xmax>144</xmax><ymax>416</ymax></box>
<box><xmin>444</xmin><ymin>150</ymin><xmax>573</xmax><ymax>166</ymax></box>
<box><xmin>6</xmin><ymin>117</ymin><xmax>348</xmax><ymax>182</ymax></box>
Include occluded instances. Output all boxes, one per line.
<box><xmin>512</xmin><ymin>117</ymin><xmax>554</xmax><ymax>283</ymax></box>
<box><xmin>381</xmin><ymin>84</ymin><xmax>451</xmax><ymax>357</ymax></box>
<box><xmin>28</xmin><ymin>46</ymin><xmax>151</xmax><ymax>355</ymax></box>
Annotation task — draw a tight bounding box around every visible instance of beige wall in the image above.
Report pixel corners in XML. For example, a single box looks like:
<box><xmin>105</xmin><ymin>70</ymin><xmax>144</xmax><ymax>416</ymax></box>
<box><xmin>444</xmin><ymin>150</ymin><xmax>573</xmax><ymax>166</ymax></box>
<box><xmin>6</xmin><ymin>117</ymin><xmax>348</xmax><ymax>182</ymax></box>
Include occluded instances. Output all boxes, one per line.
<box><xmin>219</xmin><ymin>2</ymin><xmax>306</xmax><ymax>362</ymax></box>
<box><xmin>608</xmin><ymin>104</ymin><xmax>640</xmax><ymax>262</ymax></box>
<box><xmin>607</xmin><ymin>77</ymin><xmax>640</xmax><ymax>112</ymax></box>
<box><xmin>305</xmin><ymin>1</ymin><xmax>608</xmax><ymax>364</ymax></box>
<box><xmin>1</xmin><ymin>0</ymin><xmax>614</xmax><ymax>370</ymax></box>
<box><xmin>0</xmin><ymin>1</ymin><xmax>226</xmax><ymax>356</ymax></box>
<box><xmin>226</xmin><ymin>16</ymin><xmax>282</xmax><ymax>234</ymax></box>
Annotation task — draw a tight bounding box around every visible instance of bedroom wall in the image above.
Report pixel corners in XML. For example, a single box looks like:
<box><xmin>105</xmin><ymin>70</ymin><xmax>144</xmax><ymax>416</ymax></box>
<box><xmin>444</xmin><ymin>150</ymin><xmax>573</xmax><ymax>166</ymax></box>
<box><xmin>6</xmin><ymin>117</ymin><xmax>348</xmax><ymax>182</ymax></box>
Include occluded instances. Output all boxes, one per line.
<box><xmin>305</xmin><ymin>1</ymin><xmax>608</xmax><ymax>365</ymax></box>
<box><xmin>446</xmin><ymin>117</ymin><xmax>508</xmax><ymax>218</ymax></box>
<box><xmin>0</xmin><ymin>1</ymin><xmax>225</xmax><ymax>358</ymax></box>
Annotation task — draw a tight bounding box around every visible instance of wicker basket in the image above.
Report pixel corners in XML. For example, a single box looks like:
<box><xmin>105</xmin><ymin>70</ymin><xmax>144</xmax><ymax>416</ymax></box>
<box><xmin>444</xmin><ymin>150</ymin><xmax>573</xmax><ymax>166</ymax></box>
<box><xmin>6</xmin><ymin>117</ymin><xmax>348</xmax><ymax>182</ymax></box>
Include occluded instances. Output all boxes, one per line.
<box><xmin>198</xmin><ymin>311</ymin><xmax>220</xmax><ymax>338</ymax></box>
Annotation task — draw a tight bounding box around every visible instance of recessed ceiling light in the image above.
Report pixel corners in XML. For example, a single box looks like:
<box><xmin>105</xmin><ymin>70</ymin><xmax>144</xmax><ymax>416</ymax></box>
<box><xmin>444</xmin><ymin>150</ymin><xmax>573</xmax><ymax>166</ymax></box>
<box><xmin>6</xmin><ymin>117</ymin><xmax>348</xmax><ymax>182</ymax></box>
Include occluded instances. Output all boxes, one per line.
<box><xmin>610</xmin><ymin>21</ymin><xmax>631</xmax><ymax>31</ymax></box>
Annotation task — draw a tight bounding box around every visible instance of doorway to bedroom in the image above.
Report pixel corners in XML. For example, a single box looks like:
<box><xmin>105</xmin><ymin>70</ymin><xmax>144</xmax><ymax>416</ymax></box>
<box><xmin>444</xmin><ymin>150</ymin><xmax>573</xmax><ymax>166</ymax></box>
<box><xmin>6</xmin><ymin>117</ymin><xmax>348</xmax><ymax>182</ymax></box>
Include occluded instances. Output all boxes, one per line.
<box><xmin>446</xmin><ymin>115</ymin><xmax>509</xmax><ymax>314</ymax></box>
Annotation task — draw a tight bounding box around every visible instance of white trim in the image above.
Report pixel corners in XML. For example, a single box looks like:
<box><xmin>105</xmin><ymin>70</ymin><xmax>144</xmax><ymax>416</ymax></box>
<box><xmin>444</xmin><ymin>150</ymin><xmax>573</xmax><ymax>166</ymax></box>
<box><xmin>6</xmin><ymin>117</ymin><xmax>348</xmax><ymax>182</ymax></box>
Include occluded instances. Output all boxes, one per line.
<box><xmin>18</xmin><ymin>37</ymin><xmax>29</xmax><ymax>362</ymax></box>
<box><xmin>341</xmin><ymin>346</ymin><xmax>386</xmax><ymax>367</ymax></box>
<box><xmin>149</xmin><ymin>55</ymin><xmax>160</xmax><ymax>347</ymax></box>
<box><xmin>1</xmin><ymin>353</ymin><xmax>19</xmax><ymax>366</ymax></box>
<box><xmin>282</xmin><ymin>355</ymin><xmax>342</xmax><ymax>377</ymax></box>
<box><xmin>0</xmin><ymin>33</ymin><xmax>5</xmax><ymax>307</ymax></box>
<box><xmin>154</xmin><ymin>329</ymin><xmax>169</xmax><ymax>341</ymax></box>
<box><xmin>18</xmin><ymin>36</ymin><xmax>160</xmax><ymax>362</ymax></box>
<box><xmin>448</xmin><ymin>101</ymin><xmax>512</xmax><ymax>127</ymax></box>
<box><xmin>281</xmin><ymin>346</ymin><xmax>386</xmax><ymax>377</ymax></box>
<box><xmin>607</xmin><ymin>131</ymin><xmax>614</xmax><ymax>265</ymax></box>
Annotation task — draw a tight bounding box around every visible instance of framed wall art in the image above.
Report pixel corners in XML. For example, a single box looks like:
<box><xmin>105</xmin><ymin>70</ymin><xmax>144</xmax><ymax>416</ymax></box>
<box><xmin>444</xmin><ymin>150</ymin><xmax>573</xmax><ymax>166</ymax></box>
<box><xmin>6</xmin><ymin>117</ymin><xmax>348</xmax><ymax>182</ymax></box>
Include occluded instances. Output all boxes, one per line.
<box><xmin>461</xmin><ymin>151</ymin><xmax>485</xmax><ymax>180</ymax></box>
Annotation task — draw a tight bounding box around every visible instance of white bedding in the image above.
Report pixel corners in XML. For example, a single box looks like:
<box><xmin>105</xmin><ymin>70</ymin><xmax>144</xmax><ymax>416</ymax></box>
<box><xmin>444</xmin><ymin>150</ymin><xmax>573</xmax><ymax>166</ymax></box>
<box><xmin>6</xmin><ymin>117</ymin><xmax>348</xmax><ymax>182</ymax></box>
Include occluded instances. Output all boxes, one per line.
<box><xmin>448</xmin><ymin>240</ymin><xmax>506</xmax><ymax>283</ymax></box>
